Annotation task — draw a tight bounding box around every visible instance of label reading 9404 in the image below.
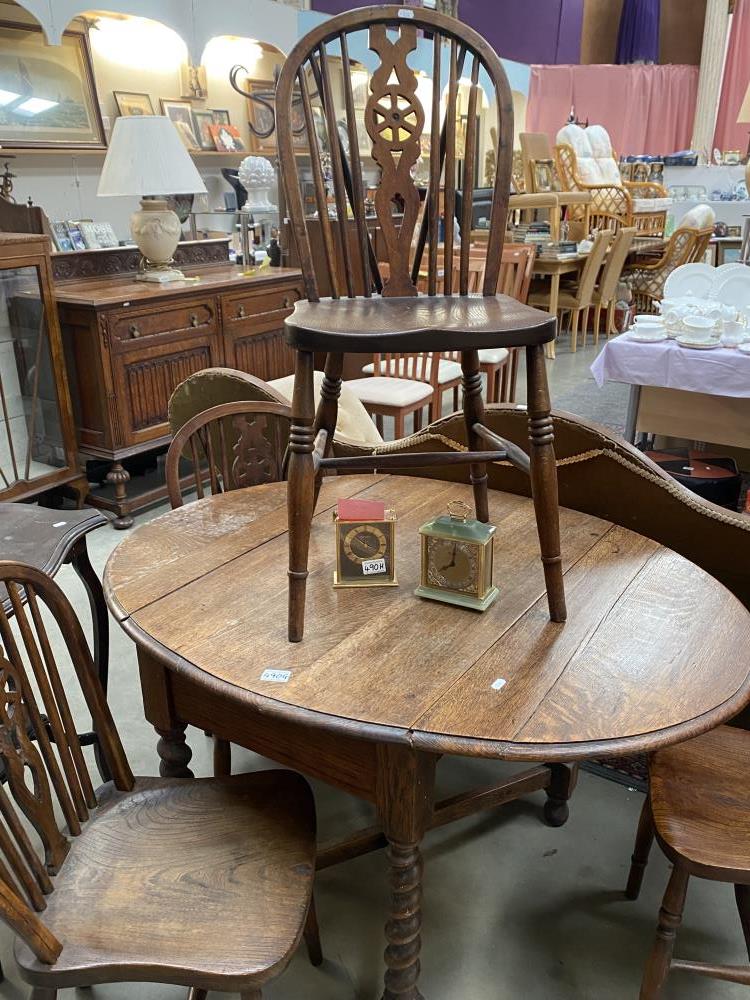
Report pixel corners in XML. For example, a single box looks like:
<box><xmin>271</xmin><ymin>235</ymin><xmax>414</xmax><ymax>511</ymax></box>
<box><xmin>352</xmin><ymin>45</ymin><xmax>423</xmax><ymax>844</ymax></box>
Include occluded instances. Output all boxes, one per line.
<box><xmin>362</xmin><ymin>557</ymin><xmax>387</xmax><ymax>576</ymax></box>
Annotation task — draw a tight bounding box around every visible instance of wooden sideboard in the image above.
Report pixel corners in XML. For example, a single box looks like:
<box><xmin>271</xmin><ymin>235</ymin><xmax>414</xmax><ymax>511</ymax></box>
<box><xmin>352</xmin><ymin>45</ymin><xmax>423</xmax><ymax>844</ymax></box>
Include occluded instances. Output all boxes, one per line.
<box><xmin>55</xmin><ymin>263</ymin><xmax>303</xmax><ymax>527</ymax></box>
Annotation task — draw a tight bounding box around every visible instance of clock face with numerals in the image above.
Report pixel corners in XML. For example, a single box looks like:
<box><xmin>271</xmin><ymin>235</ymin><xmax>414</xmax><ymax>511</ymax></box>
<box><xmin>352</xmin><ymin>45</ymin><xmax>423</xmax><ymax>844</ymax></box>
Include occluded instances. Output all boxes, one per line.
<box><xmin>426</xmin><ymin>537</ymin><xmax>479</xmax><ymax>594</ymax></box>
<box><xmin>343</xmin><ymin>524</ymin><xmax>388</xmax><ymax>564</ymax></box>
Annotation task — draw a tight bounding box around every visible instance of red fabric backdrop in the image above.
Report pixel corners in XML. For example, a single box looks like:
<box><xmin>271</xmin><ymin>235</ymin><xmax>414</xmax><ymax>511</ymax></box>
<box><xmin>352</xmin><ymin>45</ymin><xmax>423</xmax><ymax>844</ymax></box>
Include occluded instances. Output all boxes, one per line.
<box><xmin>713</xmin><ymin>0</ymin><xmax>750</xmax><ymax>153</ymax></box>
<box><xmin>526</xmin><ymin>64</ymin><xmax>699</xmax><ymax>156</ymax></box>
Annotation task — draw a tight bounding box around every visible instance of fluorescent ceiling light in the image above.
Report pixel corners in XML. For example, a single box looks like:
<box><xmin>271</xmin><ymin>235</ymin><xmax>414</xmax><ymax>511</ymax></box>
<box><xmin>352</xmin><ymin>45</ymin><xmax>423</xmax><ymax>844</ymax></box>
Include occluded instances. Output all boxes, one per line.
<box><xmin>0</xmin><ymin>89</ymin><xmax>19</xmax><ymax>106</ymax></box>
<box><xmin>16</xmin><ymin>97</ymin><xmax>58</xmax><ymax>115</ymax></box>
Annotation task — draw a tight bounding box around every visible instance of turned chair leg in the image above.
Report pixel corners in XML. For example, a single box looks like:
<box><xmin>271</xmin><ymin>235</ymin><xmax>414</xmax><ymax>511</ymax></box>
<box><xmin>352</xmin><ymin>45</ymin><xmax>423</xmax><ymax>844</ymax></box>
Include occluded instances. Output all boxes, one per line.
<box><xmin>461</xmin><ymin>349</ymin><xmax>489</xmax><ymax>522</ymax></box>
<box><xmin>570</xmin><ymin>309</ymin><xmax>580</xmax><ymax>352</ymax></box>
<box><xmin>303</xmin><ymin>894</ymin><xmax>324</xmax><ymax>966</ymax></box>
<box><xmin>287</xmin><ymin>350</ymin><xmax>317</xmax><ymax>643</ymax></box>
<box><xmin>525</xmin><ymin>345</ymin><xmax>566</xmax><ymax>622</ymax></box>
<box><xmin>312</xmin><ymin>352</ymin><xmax>343</xmax><ymax>509</ymax></box>
<box><xmin>640</xmin><ymin>863</ymin><xmax>690</xmax><ymax>1000</ymax></box>
<box><xmin>626</xmin><ymin>798</ymin><xmax>655</xmax><ymax>900</ymax></box>
<box><xmin>593</xmin><ymin>304</ymin><xmax>602</xmax><ymax>345</ymax></box>
<box><xmin>735</xmin><ymin>884</ymin><xmax>750</xmax><ymax>960</ymax></box>
<box><xmin>213</xmin><ymin>737</ymin><xmax>231</xmax><ymax>777</ymax></box>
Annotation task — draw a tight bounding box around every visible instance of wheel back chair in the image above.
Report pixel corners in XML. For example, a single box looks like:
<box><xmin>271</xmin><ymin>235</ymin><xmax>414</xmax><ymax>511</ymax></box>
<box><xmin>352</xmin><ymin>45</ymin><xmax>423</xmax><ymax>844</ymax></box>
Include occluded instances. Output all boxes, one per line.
<box><xmin>277</xmin><ymin>4</ymin><xmax>564</xmax><ymax>641</ymax></box>
<box><xmin>0</xmin><ymin>561</ymin><xmax>320</xmax><ymax>999</ymax></box>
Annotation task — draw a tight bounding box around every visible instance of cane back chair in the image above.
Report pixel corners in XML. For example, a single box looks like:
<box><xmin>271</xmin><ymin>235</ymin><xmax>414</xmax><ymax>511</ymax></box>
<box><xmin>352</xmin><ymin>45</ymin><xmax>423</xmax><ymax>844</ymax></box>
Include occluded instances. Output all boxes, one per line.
<box><xmin>277</xmin><ymin>4</ymin><xmax>564</xmax><ymax>641</ymax></box>
<box><xmin>0</xmin><ymin>562</ymin><xmax>320</xmax><ymax>999</ymax></box>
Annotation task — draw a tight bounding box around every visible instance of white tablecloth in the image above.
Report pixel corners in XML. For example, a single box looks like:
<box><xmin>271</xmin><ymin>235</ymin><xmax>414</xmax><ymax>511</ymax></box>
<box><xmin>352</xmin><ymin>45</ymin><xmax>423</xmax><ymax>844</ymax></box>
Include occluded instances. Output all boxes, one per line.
<box><xmin>590</xmin><ymin>337</ymin><xmax>750</xmax><ymax>399</ymax></box>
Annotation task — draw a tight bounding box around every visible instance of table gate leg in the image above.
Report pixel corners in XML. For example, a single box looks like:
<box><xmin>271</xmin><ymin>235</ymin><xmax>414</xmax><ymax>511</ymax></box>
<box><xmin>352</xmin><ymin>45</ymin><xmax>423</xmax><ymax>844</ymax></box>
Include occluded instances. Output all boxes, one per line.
<box><xmin>376</xmin><ymin>744</ymin><xmax>437</xmax><ymax>1000</ymax></box>
<box><xmin>544</xmin><ymin>762</ymin><xmax>578</xmax><ymax>827</ymax></box>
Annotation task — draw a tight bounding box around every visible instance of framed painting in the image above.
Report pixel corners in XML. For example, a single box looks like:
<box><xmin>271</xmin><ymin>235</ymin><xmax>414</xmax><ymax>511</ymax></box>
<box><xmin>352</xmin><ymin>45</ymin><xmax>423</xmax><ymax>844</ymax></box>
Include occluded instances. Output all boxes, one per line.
<box><xmin>211</xmin><ymin>109</ymin><xmax>231</xmax><ymax>126</ymax></box>
<box><xmin>192</xmin><ymin>109</ymin><xmax>216</xmax><ymax>151</ymax></box>
<box><xmin>245</xmin><ymin>78</ymin><xmax>309</xmax><ymax>155</ymax></box>
<box><xmin>160</xmin><ymin>99</ymin><xmax>199</xmax><ymax>150</ymax></box>
<box><xmin>0</xmin><ymin>23</ymin><xmax>105</xmax><ymax>148</ymax></box>
<box><xmin>180</xmin><ymin>63</ymin><xmax>208</xmax><ymax>101</ymax></box>
<box><xmin>114</xmin><ymin>91</ymin><xmax>155</xmax><ymax>117</ymax></box>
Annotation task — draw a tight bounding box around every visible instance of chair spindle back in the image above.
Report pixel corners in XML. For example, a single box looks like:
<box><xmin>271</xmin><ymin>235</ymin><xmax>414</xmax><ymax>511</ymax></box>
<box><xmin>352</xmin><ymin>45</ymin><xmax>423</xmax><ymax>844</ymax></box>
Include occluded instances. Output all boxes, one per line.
<box><xmin>0</xmin><ymin>562</ymin><xmax>133</xmax><ymax>961</ymax></box>
<box><xmin>165</xmin><ymin>401</ymin><xmax>292</xmax><ymax>509</ymax></box>
<box><xmin>277</xmin><ymin>5</ymin><xmax>514</xmax><ymax>303</ymax></box>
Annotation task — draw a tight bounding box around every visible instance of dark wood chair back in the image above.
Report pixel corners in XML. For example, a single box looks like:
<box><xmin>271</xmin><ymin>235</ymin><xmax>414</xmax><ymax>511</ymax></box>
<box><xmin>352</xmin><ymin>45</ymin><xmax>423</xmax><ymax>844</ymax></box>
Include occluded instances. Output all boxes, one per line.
<box><xmin>165</xmin><ymin>400</ymin><xmax>292</xmax><ymax>508</ymax></box>
<box><xmin>277</xmin><ymin>4</ymin><xmax>514</xmax><ymax>302</ymax></box>
<box><xmin>0</xmin><ymin>561</ymin><xmax>133</xmax><ymax>964</ymax></box>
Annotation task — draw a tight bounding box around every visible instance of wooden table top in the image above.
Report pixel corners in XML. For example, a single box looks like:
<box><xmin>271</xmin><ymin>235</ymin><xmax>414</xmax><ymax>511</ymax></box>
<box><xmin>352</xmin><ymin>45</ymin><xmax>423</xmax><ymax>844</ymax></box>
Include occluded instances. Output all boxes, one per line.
<box><xmin>53</xmin><ymin>264</ymin><xmax>302</xmax><ymax>309</ymax></box>
<box><xmin>104</xmin><ymin>475</ymin><xmax>750</xmax><ymax>762</ymax></box>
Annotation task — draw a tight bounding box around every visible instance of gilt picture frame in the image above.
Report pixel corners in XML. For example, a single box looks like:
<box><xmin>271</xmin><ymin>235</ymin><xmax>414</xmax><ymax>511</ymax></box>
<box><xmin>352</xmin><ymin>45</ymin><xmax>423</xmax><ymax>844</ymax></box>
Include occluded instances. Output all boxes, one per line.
<box><xmin>0</xmin><ymin>22</ymin><xmax>105</xmax><ymax>148</ymax></box>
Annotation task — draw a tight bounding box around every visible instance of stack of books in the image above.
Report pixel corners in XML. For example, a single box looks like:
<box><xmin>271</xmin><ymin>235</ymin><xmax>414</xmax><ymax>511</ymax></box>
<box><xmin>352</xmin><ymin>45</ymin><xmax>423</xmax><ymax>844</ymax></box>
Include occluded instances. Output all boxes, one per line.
<box><xmin>537</xmin><ymin>241</ymin><xmax>579</xmax><ymax>260</ymax></box>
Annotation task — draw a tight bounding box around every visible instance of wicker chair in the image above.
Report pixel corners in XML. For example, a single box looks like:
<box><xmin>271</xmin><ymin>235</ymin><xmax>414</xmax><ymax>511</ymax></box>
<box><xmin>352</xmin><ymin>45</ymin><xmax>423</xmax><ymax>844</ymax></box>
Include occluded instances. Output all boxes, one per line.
<box><xmin>628</xmin><ymin>207</ymin><xmax>715</xmax><ymax>314</ymax></box>
<box><xmin>554</xmin><ymin>124</ymin><xmax>671</xmax><ymax>236</ymax></box>
<box><xmin>517</xmin><ymin>132</ymin><xmax>592</xmax><ymax>241</ymax></box>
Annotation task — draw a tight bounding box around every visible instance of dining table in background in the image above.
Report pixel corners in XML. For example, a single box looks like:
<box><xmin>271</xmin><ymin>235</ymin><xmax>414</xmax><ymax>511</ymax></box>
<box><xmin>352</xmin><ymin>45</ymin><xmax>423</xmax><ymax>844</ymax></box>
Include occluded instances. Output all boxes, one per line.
<box><xmin>104</xmin><ymin>473</ymin><xmax>750</xmax><ymax>1000</ymax></box>
<box><xmin>592</xmin><ymin>335</ymin><xmax>750</xmax><ymax>447</ymax></box>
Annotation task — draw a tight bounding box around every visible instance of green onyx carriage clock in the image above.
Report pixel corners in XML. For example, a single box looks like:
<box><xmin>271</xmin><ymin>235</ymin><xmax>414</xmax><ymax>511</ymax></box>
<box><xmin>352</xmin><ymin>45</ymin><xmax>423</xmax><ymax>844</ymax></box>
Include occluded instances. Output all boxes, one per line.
<box><xmin>415</xmin><ymin>500</ymin><xmax>499</xmax><ymax>611</ymax></box>
<box><xmin>333</xmin><ymin>499</ymin><xmax>398</xmax><ymax>588</ymax></box>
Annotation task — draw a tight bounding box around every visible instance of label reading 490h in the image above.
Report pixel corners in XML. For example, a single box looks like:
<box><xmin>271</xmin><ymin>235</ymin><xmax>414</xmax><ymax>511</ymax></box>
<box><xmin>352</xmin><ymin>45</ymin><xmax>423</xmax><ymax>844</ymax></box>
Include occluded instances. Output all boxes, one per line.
<box><xmin>362</xmin><ymin>558</ymin><xmax>387</xmax><ymax>576</ymax></box>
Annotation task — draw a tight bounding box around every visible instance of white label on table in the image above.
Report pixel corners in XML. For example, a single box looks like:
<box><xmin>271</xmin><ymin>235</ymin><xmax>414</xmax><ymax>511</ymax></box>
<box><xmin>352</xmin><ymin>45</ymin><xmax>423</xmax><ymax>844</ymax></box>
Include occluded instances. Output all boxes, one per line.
<box><xmin>491</xmin><ymin>678</ymin><xmax>507</xmax><ymax>691</ymax></box>
<box><xmin>398</xmin><ymin>8</ymin><xmax>415</xmax><ymax>16</ymax></box>
<box><xmin>52</xmin><ymin>521</ymin><xmax>67</xmax><ymax>528</ymax></box>
<box><xmin>260</xmin><ymin>669</ymin><xmax>291</xmax><ymax>683</ymax></box>
<box><xmin>362</xmin><ymin>557</ymin><xmax>387</xmax><ymax>576</ymax></box>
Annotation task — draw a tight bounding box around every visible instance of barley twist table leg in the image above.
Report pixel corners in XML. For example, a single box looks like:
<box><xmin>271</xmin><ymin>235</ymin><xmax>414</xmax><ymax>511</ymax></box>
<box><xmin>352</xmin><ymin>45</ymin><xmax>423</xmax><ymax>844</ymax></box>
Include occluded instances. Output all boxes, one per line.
<box><xmin>383</xmin><ymin>840</ymin><xmax>424</xmax><ymax>1000</ymax></box>
<box><xmin>155</xmin><ymin>723</ymin><xmax>194</xmax><ymax>779</ymax></box>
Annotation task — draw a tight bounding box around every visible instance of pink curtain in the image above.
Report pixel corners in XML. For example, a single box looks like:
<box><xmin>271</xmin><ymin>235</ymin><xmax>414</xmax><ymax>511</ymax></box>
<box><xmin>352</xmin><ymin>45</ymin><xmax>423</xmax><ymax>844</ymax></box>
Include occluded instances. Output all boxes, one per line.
<box><xmin>713</xmin><ymin>0</ymin><xmax>750</xmax><ymax>152</ymax></box>
<box><xmin>526</xmin><ymin>64</ymin><xmax>699</xmax><ymax>156</ymax></box>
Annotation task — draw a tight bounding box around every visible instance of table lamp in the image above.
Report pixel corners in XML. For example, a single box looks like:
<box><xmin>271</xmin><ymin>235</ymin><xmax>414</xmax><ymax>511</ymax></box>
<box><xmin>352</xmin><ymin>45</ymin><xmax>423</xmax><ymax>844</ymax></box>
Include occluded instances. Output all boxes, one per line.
<box><xmin>97</xmin><ymin>116</ymin><xmax>207</xmax><ymax>283</ymax></box>
<box><xmin>738</xmin><ymin>80</ymin><xmax>750</xmax><ymax>191</ymax></box>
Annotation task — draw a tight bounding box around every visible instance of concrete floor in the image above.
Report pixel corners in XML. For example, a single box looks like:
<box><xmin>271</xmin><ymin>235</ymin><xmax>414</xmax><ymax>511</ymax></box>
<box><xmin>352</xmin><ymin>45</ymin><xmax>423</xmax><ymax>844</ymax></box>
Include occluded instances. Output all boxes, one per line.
<box><xmin>1</xmin><ymin>340</ymin><xmax>747</xmax><ymax>999</ymax></box>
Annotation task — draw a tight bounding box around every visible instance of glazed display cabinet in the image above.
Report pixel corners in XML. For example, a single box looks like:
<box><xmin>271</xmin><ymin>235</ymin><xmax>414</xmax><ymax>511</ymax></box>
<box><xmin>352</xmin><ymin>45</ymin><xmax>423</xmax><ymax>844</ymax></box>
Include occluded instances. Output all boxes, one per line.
<box><xmin>0</xmin><ymin>234</ymin><xmax>85</xmax><ymax>503</ymax></box>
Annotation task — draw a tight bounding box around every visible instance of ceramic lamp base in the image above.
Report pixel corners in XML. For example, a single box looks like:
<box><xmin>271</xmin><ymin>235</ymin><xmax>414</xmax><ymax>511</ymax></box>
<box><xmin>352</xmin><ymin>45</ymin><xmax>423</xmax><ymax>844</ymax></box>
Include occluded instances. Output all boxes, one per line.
<box><xmin>136</xmin><ymin>266</ymin><xmax>186</xmax><ymax>283</ymax></box>
<box><xmin>131</xmin><ymin>198</ymin><xmax>183</xmax><ymax>277</ymax></box>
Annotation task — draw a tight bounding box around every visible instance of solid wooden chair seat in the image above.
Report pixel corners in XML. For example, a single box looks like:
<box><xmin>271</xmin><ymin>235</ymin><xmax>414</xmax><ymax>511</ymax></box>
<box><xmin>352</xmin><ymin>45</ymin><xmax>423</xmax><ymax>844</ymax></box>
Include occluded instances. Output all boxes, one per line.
<box><xmin>650</xmin><ymin>725</ymin><xmax>750</xmax><ymax>882</ymax></box>
<box><xmin>285</xmin><ymin>293</ymin><xmax>556</xmax><ymax>353</ymax></box>
<box><xmin>16</xmin><ymin>770</ymin><xmax>316</xmax><ymax>992</ymax></box>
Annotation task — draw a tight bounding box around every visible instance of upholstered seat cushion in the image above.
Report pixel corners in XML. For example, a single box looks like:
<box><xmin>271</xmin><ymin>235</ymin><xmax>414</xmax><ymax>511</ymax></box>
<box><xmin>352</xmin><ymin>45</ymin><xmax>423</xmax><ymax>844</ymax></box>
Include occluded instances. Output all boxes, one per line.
<box><xmin>632</xmin><ymin>197</ymin><xmax>673</xmax><ymax>212</ymax></box>
<box><xmin>478</xmin><ymin>347</ymin><xmax>509</xmax><ymax>365</ymax></box>
<box><xmin>344</xmin><ymin>376</ymin><xmax>434</xmax><ymax>407</ymax></box>
<box><xmin>679</xmin><ymin>204</ymin><xmax>717</xmax><ymax>229</ymax></box>
<box><xmin>285</xmin><ymin>294</ymin><xmax>556</xmax><ymax>353</ymax></box>
<box><xmin>362</xmin><ymin>357</ymin><xmax>462</xmax><ymax>384</ymax></box>
<box><xmin>269</xmin><ymin>371</ymin><xmax>383</xmax><ymax>445</ymax></box>
<box><xmin>556</xmin><ymin>123</ymin><xmax>623</xmax><ymax>187</ymax></box>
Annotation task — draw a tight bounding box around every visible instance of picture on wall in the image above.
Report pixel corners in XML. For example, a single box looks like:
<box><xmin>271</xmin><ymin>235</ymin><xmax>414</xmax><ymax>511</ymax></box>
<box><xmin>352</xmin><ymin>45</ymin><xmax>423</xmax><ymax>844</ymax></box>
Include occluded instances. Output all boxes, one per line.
<box><xmin>0</xmin><ymin>23</ymin><xmax>105</xmax><ymax>148</ymax></box>
<box><xmin>211</xmin><ymin>109</ymin><xmax>231</xmax><ymax>126</ymax></box>
<box><xmin>245</xmin><ymin>78</ymin><xmax>313</xmax><ymax>155</ymax></box>
<box><xmin>160</xmin><ymin>98</ymin><xmax>199</xmax><ymax>150</ymax></box>
<box><xmin>114</xmin><ymin>91</ymin><xmax>155</xmax><ymax>117</ymax></box>
<box><xmin>180</xmin><ymin>63</ymin><xmax>208</xmax><ymax>101</ymax></box>
<box><xmin>192</xmin><ymin>109</ymin><xmax>216</xmax><ymax>150</ymax></box>
<box><xmin>208</xmin><ymin>123</ymin><xmax>245</xmax><ymax>153</ymax></box>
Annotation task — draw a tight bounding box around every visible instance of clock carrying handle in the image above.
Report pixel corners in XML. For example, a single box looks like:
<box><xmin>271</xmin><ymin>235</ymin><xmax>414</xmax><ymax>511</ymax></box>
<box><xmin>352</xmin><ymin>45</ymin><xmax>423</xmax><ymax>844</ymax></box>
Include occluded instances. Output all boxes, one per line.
<box><xmin>472</xmin><ymin>424</ymin><xmax>531</xmax><ymax>476</ymax></box>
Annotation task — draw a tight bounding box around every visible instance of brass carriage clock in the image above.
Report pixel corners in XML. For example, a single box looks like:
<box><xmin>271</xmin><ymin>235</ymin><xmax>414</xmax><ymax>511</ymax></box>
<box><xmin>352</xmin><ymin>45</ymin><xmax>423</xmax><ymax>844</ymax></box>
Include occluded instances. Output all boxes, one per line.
<box><xmin>415</xmin><ymin>500</ymin><xmax>499</xmax><ymax>611</ymax></box>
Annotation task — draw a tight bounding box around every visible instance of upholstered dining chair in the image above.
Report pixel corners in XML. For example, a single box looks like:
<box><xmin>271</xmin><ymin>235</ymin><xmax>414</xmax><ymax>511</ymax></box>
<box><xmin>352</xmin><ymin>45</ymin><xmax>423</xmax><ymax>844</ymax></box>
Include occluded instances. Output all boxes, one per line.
<box><xmin>528</xmin><ymin>229</ymin><xmax>614</xmax><ymax>352</ymax></box>
<box><xmin>0</xmin><ymin>561</ymin><xmax>321</xmax><ymax>1000</ymax></box>
<box><xmin>277</xmin><ymin>5</ymin><xmax>565</xmax><ymax>641</ymax></box>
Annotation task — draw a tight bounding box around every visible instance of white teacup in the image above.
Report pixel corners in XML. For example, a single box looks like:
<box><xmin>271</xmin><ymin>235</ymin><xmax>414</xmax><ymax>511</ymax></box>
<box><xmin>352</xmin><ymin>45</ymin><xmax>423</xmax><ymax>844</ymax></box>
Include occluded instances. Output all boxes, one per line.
<box><xmin>722</xmin><ymin>319</ymin><xmax>746</xmax><ymax>347</ymax></box>
<box><xmin>682</xmin><ymin>315</ymin><xmax>717</xmax><ymax>341</ymax></box>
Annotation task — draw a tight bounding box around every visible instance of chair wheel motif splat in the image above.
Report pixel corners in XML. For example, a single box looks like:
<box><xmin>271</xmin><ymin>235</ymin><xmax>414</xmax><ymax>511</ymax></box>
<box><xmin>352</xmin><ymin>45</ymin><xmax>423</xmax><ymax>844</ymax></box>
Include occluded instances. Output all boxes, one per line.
<box><xmin>277</xmin><ymin>5</ymin><xmax>567</xmax><ymax>642</ymax></box>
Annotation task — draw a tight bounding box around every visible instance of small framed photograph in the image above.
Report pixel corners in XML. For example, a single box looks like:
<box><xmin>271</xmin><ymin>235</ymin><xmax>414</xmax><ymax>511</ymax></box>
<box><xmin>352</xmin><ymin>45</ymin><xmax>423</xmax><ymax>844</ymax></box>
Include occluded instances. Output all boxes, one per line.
<box><xmin>631</xmin><ymin>161</ymin><xmax>651</xmax><ymax>184</ymax></box>
<box><xmin>160</xmin><ymin>98</ymin><xmax>199</xmax><ymax>149</ymax></box>
<box><xmin>533</xmin><ymin>159</ymin><xmax>557</xmax><ymax>193</ymax></box>
<box><xmin>114</xmin><ymin>91</ymin><xmax>155</xmax><ymax>117</ymax></box>
<box><xmin>192</xmin><ymin>109</ymin><xmax>217</xmax><ymax>151</ymax></box>
<box><xmin>211</xmin><ymin>109</ymin><xmax>231</xmax><ymax>126</ymax></box>
<box><xmin>209</xmin><ymin>123</ymin><xmax>245</xmax><ymax>153</ymax></box>
<box><xmin>180</xmin><ymin>63</ymin><xmax>208</xmax><ymax>101</ymax></box>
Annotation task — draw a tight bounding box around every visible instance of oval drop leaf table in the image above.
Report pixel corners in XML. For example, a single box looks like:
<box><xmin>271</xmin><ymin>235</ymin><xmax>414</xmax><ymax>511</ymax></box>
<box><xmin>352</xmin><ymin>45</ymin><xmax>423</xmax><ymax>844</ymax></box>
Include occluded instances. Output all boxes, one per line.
<box><xmin>104</xmin><ymin>474</ymin><xmax>750</xmax><ymax>1000</ymax></box>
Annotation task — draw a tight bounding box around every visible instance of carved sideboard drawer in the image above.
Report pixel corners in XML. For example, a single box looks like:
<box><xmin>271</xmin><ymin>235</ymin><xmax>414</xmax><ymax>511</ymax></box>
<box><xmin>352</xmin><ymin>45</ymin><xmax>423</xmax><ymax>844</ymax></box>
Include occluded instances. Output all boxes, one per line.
<box><xmin>109</xmin><ymin>298</ymin><xmax>217</xmax><ymax>347</ymax></box>
<box><xmin>221</xmin><ymin>284</ymin><xmax>302</xmax><ymax>324</ymax></box>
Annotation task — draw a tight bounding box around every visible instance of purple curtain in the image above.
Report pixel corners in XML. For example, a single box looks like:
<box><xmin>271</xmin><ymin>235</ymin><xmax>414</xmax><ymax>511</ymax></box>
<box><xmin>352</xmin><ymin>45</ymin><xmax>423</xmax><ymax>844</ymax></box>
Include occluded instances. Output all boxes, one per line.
<box><xmin>616</xmin><ymin>0</ymin><xmax>661</xmax><ymax>64</ymax></box>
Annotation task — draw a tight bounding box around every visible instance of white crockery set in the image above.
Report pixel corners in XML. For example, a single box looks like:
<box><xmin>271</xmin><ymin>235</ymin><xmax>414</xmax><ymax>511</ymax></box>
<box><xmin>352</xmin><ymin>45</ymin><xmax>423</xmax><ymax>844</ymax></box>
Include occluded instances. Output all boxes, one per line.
<box><xmin>627</xmin><ymin>262</ymin><xmax>750</xmax><ymax>352</ymax></box>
